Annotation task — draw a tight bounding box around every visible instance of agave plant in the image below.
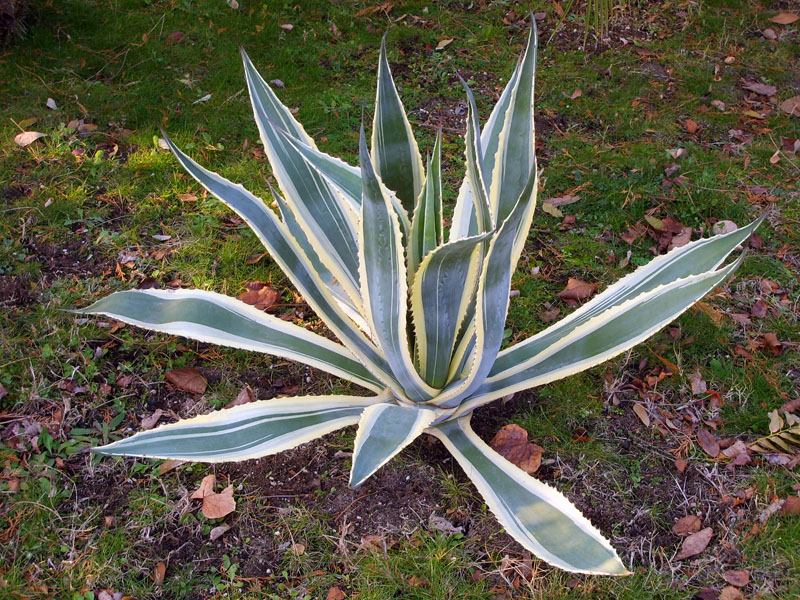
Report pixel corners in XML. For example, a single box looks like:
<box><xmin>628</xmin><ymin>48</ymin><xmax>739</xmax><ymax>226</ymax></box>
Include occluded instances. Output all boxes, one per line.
<box><xmin>80</xmin><ymin>24</ymin><xmax>762</xmax><ymax>575</ymax></box>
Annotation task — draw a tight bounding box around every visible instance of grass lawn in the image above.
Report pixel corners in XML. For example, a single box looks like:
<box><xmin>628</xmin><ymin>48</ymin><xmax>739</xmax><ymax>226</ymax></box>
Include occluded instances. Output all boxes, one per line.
<box><xmin>1</xmin><ymin>0</ymin><xmax>799</xmax><ymax>598</ymax></box>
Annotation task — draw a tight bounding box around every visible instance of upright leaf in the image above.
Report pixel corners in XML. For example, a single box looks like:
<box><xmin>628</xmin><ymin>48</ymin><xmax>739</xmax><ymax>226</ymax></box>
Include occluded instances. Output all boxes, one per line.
<box><xmin>409</xmin><ymin>129</ymin><xmax>444</xmax><ymax>275</ymax></box>
<box><xmin>242</xmin><ymin>50</ymin><xmax>361</xmax><ymax>305</ymax></box>
<box><xmin>372</xmin><ymin>35</ymin><xmax>425</xmax><ymax>213</ymax></box>
<box><xmin>274</xmin><ymin>126</ymin><xmax>411</xmax><ymax>237</ymax></box>
<box><xmin>460</xmin><ymin>75</ymin><xmax>493</xmax><ymax>234</ymax></box>
<box><xmin>358</xmin><ymin>126</ymin><xmax>437</xmax><ymax>403</ymax></box>
<box><xmin>487</xmin><ymin>25</ymin><xmax>537</xmax><ymax>224</ymax></box>
<box><xmin>269</xmin><ymin>182</ymin><xmax>363</xmax><ymax>320</ymax></box>
<box><xmin>163</xmin><ymin>136</ymin><xmax>401</xmax><ymax>395</ymax></box>
<box><xmin>411</xmin><ymin>234</ymin><xmax>489</xmax><ymax>389</ymax></box>
<box><xmin>435</xmin><ymin>169</ymin><xmax>538</xmax><ymax>407</ymax></box>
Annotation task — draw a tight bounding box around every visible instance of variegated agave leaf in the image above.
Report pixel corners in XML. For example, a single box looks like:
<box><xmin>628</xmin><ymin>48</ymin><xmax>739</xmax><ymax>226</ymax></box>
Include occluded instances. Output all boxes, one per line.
<box><xmin>78</xmin><ymin>19</ymin><xmax>763</xmax><ymax>576</ymax></box>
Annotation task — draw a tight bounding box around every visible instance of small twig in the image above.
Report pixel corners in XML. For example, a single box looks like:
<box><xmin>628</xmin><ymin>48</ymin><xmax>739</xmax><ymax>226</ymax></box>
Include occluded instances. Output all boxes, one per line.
<box><xmin>335</xmin><ymin>490</ymin><xmax>379</xmax><ymax>521</ymax></box>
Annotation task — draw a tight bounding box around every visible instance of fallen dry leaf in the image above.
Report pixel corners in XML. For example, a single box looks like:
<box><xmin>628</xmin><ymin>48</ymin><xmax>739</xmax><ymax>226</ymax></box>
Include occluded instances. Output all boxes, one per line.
<box><xmin>768</xmin><ymin>409</ymin><xmax>783</xmax><ymax>434</ymax></box>
<box><xmin>684</xmin><ymin>119</ymin><xmax>698</xmax><ymax>134</ymax></box>
<box><xmin>781</xmin><ymin>137</ymin><xmax>800</xmax><ymax>154</ymax></box>
<box><xmin>620</xmin><ymin>225</ymin><xmax>643</xmax><ymax>244</ymax></box>
<box><xmin>225</xmin><ymin>385</ymin><xmax>256</xmax><ymax>409</ymax></box>
<box><xmin>237</xmin><ymin>282</ymin><xmax>281</xmax><ymax>312</ymax></box>
<box><xmin>407</xmin><ymin>575</ymin><xmax>429</xmax><ymax>588</ymax></box>
<box><xmin>780</xmin><ymin>397</ymin><xmax>800</xmax><ymax>415</ymax></box>
<box><xmin>157</xmin><ymin>459</ymin><xmax>186</xmax><ymax>475</ymax></box>
<box><xmin>435</xmin><ymin>38</ymin><xmax>453</xmax><ymax>50</ymax></box>
<box><xmin>751</xmin><ymin>299</ymin><xmax>768</xmax><ymax>318</ymax></box>
<box><xmin>141</xmin><ymin>409</ymin><xmax>164</xmax><ymax>430</ymax></box>
<box><xmin>540</xmin><ymin>308</ymin><xmax>560</xmax><ymax>322</ymax></box>
<box><xmin>722</xmin><ymin>440</ymin><xmax>750</xmax><ymax>461</ymax></box>
<box><xmin>689</xmin><ymin>370</ymin><xmax>708</xmax><ymax>396</ymax></box>
<box><xmin>153</xmin><ymin>561</ymin><xmax>166</xmax><ymax>585</ymax></box>
<box><xmin>202</xmin><ymin>485</ymin><xmax>236</xmax><ymax>519</ymax></box>
<box><xmin>326</xmin><ymin>587</ymin><xmax>347</xmax><ymax>600</ymax></box>
<box><xmin>290</xmin><ymin>542</ymin><xmax>306</xmax><ymax>555</ymax></box>
<box><xmin>719</xmin><ymin>586</ymin><xmax>744</xmax><ymax>600</ymax></box>
<box><xmin>545</xmin><ymin>195</ymin><xmax>581</xmax><ymax>207</ymax></box>
<box><xmin>165</xmin><ymin>367</ymin><xmax>207</xmax><ymax>394</ymax></box>
<box><xmin>770</xmin><ymin>12</ymin><xmax>800</xmax><ymax>24</ymax></box>
<box><xmin>780</xmin><ymin>496</ymin><xmax>800</xmax><ymax>516</ymax></box>
<box><xmin>358</xmin><ymin>534</ymin><xmax>387</xmax><ymax>553</ymax></box>
<box><xmin>541</xmin><ymin>202</ymin><xmax>563</xmax><ymax>218</ymax></box>
<box><xmin>166</xmin><ymin>31</ymin><xmax>183</xmax><ymax>44</ymax></box>
<box><xmin>209</xmin><ymin>523</ymin><xmax>230</xmax><ymax>540</ymax></box>
<box><xmin>711</xmin><ymin>220</ymin><xmax>738</xmax><ymax>235</ymax></box>
<box><xmin>14</xmin><ymin>131</ymin><xmax>46</xmax><ymax>147</ymax></box>
<box><xmin>723</xmin><ymin>569</ymin><xmax>750</xmax><ymax>587</ymax></box>
<box><xmin>674</xmin><ymin>458</ymin><xmax>688</xmax><ymax>473</ymax></box>
<box><xmin>672</xmin><ymin>514</ymin><xmax>702</xmax><ymax>536</ymax></box>
<box><xmin>697</xmin><ymin>428</ymin><xmax>720</xmax><ymax>458</ymax></box>
<box><xmin>279</xmin><ymin>23</ymin><xmax>294</xmax><ymax>30</ymax></box>
<box><xmin>191</xmin><ymin>474</ymin><xmax>217</xmax><ymax>499</ymax></box>
<box><xmin>46</xmin><ymin>97</ymin><xmax>57</xmax><ymax>110</ymax></box>
<box><xmin>246</xmin><ymin>252</ymin><xmax>267</xmax><ymax>265</ymax></box>
<box><xmin>429</xmin><ymin>513</ymin><xmax>464</xmax><ymax>534</ymax></box>
<box><xmin>780</xmin><ymin>96</ymin><xmax>800</xmax><ymax>116</ymax></box>
<box><xmin>556</xmin><ymin>278</ymin><xmax>597</xmax><ymax>306</ymax></box>
<box><xmin>489</xmin><ymin>424</ymin><xmax>543</xmax><ymax>475</ymax></box>
<box><xmin>632</xmin><ymin>402</ymin><xmax>650</xmax><ymax>427</ymax></box>
<box><xmin>570</xmin><ymin>88</ymin><xmax>582</xmax><ymax>99</ymax></box>
<box><xmin>741</xmin><ymin>79</ymin><xmax>777</xmax><ymax>97</ymax></box>
<box><xmin>762</xmin><ymin>27</ymin><xmax>777</xmax><ymax>39</ymax></box>
<box><xmin>668</xmin><ymin>226</ymin><xmax>692</xmax><ymax>250</ymax></box>
<box><xmin>676</xmin><ymin>527</ymin><xmax>713</xmax><ymax>559</ymax></box>
<box><xmin>759</xmin><ymin>333</ymin><xmax>783</xmax><ymax>356</ymax></box>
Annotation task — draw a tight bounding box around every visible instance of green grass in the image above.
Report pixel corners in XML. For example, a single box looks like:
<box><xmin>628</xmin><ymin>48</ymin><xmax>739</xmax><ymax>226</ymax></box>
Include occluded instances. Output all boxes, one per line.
<box><xmin>2</xmin><ymin>0</ymin><xmax>799</xmax><ymax>598</ymax></box>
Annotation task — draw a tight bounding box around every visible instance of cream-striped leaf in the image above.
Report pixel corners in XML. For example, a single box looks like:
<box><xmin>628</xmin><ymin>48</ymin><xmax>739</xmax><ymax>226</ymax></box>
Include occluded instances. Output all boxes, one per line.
<box><xmin>272</xmin><ymin>127</ymin><xmax>362</xmax><ymax>214</ymax></box>
<box><xmin>409</xmin><ymin>129</ymin><xmax>444</xmax><ymax>276</ymax></box>
<box><xmin>269</xmin><ymin>182</ymin><xmax>362</xmax><ymax>318</ymax></box>
<box><xmin>457</xmin><ymin>255</ymin><xmax>746</xmax><ymax>415</ymax></box>
<box><xmin>460</xmin><ymin>74</ymin><xmax>493</xmax><ymax>234</ymax></box>
<box><xmin>78</xmin><ymin>289</ymin><xmax>381</xmax><ymax>392</ymax></box>
<box><xmin>242</xmin><ymin>50</ymin><xmax>361</xmax><ymax>303</ymax></box>
<box><xmin>490</xmin><ymin>215</ymin><xmax>764</xmax><ymax>378</ymax></box>
<box><xmin>95</xmin><ymin>394</ymin><xmax>388</xmax><ymax>462</ymax></box>
<box><xmin>350</xmin><ymin>403</ymin><xmax>436</xmax><ymax>487</ymax></box>
<box><xmin>430</xmin><ymin>416</ymin><xmax>629</xmax><ymax>575</ymax></box>
<box><xmin>487</xmin><ymin>24</ymin><xmax>537</xmax><ymax>224</ymax></box>
<box><xmin>163</xmin><ymin>136</ymin><xmax>400</xmax><ymax>394</ymax></box>
<box><xmin>435</xmin><ymin>167</ymin><xmax>538</xmax><ymax>408</ymax></box>
<box><xmin>359</xmin><ymin>126</ymin><xmax>437</xmax><ymax>402</ymax></box>
<box><xmin>274</xmin><ymin>127</ymin><xmax>411</xmax><ymax>237</ymax></box>
<box><xmin>450</xmin><ymin>47</ymin><xmax>523</xmax><ymax>241</ymax></box>
<box><xmin>372</xmin><ymin>35</ymin><xmax>424</xmax><ymax>213</ymax></box>
<box><xmin>411</xmin><ymin>234</ymin><xmax>489</xmax><ymax>389</ymax></box>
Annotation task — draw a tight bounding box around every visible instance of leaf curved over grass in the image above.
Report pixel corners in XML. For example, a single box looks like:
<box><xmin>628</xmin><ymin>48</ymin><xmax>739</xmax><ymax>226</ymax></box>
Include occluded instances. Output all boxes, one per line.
<box><xmin>430</xmin><ymin>416</ymin><xmax>629</xmax><ymax>575</ymax></box>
